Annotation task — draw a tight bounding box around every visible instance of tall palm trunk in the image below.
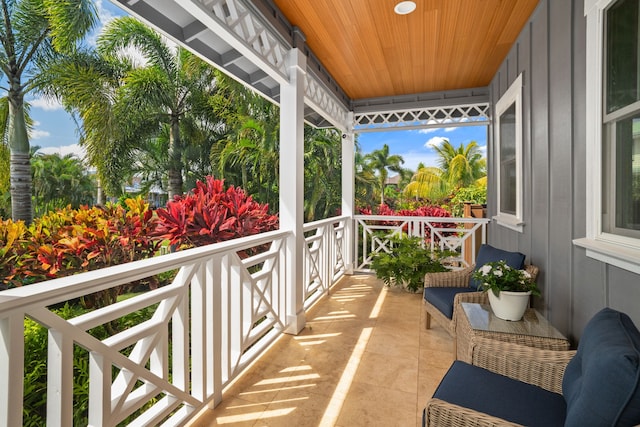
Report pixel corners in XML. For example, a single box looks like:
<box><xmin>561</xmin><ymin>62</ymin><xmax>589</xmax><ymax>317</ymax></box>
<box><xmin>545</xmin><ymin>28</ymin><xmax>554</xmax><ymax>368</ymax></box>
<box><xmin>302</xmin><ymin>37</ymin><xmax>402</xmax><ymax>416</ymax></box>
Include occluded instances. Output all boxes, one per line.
<box><xmin>8</xmin><ymin>88</ymin><xmax>32</xmax><ymax>224</ymax></box>
<box><xmin>167</xmin><ymin>116</ymin><xmax>183</xmax><ymax>199</ymax></box>
<box><xmin>379</xmin><ymin>171</ymin><xmax>387</xmax><ymax>205</ymax></box>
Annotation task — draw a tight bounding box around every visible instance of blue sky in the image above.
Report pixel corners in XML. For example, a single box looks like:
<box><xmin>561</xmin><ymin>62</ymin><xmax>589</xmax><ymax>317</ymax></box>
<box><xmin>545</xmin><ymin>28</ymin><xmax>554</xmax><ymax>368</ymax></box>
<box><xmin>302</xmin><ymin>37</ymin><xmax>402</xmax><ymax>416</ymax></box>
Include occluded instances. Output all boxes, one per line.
<box><xmin>357</xmin><ymin>126</ymin><xmax>487</xmax><ymax>172</ymax></box>
<box><xmin>31</xmin><ymin>2</ymin><xmax>487</xmax><ymax>168</ymax></box>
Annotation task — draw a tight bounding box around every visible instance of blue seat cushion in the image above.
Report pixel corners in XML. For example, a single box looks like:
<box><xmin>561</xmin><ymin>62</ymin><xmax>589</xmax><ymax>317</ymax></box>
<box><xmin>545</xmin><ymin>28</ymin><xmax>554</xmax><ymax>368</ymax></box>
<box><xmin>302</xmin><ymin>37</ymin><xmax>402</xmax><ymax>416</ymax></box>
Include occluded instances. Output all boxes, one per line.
<box><xmin>562</xmin><ymin>308</ymin><xmax>640</xmax><ymax>427</ymax></box>
<box><xmin>423</xmin><ymin>287</ymin><xmax>477</xmax><ymax>319</ymax></box>
<box><xmin>433</xmin><ymin>361</ymin><xmax>566</xmax><ymax>427</ymax></box>
<box><xmin>469</xmin><ymin>244</ymin><xmax>526</xmax><ymax>290</ymax></box>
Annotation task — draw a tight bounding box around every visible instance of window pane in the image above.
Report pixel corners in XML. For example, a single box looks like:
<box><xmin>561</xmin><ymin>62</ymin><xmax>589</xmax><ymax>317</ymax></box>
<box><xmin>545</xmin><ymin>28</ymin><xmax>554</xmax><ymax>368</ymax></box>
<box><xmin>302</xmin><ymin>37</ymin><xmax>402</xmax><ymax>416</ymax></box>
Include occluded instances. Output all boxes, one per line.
<box><xmin>606</xmin><ymin>0</ymin><xmax>640</xmax><ymax>113</ymax></box>
<box><xmin>499</xmin><ymin>103</ymin><xmax>516</xmax><ymax>215</ymax></box>
<box><xmin>603</xmin><ymin>114</ymin><xmax>640</xmax><ymax>235</ymax></box>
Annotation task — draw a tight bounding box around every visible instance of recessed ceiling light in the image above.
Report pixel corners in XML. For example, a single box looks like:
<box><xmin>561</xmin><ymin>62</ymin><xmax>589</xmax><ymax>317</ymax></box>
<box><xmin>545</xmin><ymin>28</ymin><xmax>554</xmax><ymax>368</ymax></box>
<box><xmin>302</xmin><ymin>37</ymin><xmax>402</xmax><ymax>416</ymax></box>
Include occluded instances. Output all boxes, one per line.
<box><xmin>394</xmin><ymin>1</ymin><xmax>416</xmax><ymax>15</ymax></box>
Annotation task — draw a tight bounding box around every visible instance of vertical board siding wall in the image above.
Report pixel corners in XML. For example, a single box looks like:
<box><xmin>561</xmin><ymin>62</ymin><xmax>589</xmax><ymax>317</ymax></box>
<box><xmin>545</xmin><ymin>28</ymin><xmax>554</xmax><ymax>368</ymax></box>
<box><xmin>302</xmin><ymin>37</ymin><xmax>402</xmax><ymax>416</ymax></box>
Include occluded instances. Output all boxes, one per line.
<box><xmin>487</xmin><ymin>0</ymin><xmax>640</xmax><ymax>342</ymax></box>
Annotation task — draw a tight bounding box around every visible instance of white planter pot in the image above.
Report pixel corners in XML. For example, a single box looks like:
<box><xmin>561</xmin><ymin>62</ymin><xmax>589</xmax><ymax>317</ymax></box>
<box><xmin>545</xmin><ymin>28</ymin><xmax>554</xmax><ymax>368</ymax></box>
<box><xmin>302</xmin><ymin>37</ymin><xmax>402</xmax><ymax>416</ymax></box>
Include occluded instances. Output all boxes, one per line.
<box><xmin>487</xmin><ymin>290</ymin><xmax>531</xmax><ymax>321</ymax></box>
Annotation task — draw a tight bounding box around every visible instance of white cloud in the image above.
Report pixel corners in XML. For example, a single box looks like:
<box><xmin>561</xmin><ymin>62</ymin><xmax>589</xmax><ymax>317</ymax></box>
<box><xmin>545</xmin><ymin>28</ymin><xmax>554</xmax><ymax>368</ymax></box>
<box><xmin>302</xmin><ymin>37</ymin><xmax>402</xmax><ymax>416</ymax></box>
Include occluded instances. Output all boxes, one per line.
<box><xmin>87</xmin><ymin>0</ymin><xmax>119</xmax><ymax>46</ymax></box>
<box><xmin>425</xmin><ymin>136</ymin><xmax>449</xmax><ymax>148</ymax></box>
<box><xmin>29</xmin><ymin>96</ymin><xmax>64</xmax><ymax>111</ymax></box>
<box><xmin>30</xmin><ymin>129</ymin><xmax>50</xmax><ymax>140</ymax></box>
<box><xmin>397</xmin><ymin>150</ymin><xmax>440</xmax><ymax>171</ymax></box>
<box><xmin>37</xmin><ymin>144</ymin><xmax>86</xmax><ymax>160</ymax></box>
<box><xmin>419</xmin><ymin>126</ymin><xmax>456</xmax><ymax>134</ymax></box>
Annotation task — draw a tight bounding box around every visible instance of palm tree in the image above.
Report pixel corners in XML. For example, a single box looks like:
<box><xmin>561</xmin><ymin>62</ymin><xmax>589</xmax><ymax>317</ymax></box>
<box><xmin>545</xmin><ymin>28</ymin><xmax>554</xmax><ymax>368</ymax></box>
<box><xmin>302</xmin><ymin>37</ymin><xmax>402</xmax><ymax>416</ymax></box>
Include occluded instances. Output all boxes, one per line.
<box><xmin>403</xmin><ymin>166</ymin><xmax>449</xmax><ymax>203</ymax></box>
<box><xmin>364</xmin><ymin>144</ymin><xmax>405</xmax><ymax>205</ymax></box>
<box><xmin>96</xmin><ymin>17</ymin><xmax>217</xmax><ymax>199</ymax></box>
<box><xmin>214</xmin><ymin>93</ymin><xmax>280</xmax><ymax>208</ymax></box>
<box><xmin>31</xmin><ymin>152</ymin><xmax>95</xmax><ymax>216</ymax></box>
<box><xmin>42</xmin><ymin>17</ymin><xmax>218</xmax><ymax>200</ymax></box>
<box><xmin>0</xmin><ymin>0</ymin><xmax>96</xmax><ymax>223</ymax></box>
<box><xmin>43</xmin><ymin>51</ymin><xmax>136</xmax><ymax>198</ymax></box>
<box><xmin>432</xmin><ymin>139</ymin><xmax>485</xmax><ymax>189</ymax></box>
<box><xmin>304</xmin><ymin>127</ymin><xmax>342</xmax><ymax>221</ymax></box>
<box><xmin>354</xmin><ymin>141</ymin><xmax>377</xmax><ymax>210</ymax></box>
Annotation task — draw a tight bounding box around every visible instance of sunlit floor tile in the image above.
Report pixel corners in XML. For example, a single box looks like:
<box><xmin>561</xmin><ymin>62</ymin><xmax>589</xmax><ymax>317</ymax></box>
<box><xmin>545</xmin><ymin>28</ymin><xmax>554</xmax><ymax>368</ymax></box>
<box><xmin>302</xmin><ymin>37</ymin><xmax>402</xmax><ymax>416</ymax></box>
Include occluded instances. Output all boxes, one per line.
<box><xmin>189</xmin><ymin>274</ymin><xmax>455</xmax><ymax>427</ymax></box>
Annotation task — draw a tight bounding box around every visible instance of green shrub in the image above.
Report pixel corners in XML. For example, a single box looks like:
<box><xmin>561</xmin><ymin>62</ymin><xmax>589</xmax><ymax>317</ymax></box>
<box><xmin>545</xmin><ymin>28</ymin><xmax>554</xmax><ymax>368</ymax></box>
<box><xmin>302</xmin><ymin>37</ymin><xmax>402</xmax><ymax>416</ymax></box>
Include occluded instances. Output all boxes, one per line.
<box><xmin>370</xmin><ymin>235</ymin><xmax>451</xmax><ymax>292</ymax></box>
<box><xmin>449</xmin><ymin>185</ymin><xmax>487</xmax><ymax>217</ymax></box>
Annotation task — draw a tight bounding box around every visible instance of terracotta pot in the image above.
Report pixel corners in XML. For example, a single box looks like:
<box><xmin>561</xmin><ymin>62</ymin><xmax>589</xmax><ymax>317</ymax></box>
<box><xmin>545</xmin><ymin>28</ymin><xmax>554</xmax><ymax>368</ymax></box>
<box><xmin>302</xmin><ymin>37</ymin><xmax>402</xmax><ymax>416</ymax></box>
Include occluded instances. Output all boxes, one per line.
<box><xmin>488</xmin><ymin>290</ymin><xmax>531</xmax><ymax>321</ymax></box>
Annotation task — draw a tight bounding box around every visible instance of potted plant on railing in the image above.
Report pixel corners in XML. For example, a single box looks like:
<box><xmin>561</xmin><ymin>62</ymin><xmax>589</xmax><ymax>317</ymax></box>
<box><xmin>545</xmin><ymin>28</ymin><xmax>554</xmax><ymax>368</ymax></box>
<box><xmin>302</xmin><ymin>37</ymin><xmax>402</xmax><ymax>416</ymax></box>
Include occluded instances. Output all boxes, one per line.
<box><xmin>472</xmin><ymin>260</ymin><xmax>541</xmax><ymax>321</ymax></box>
<box><xmin>370</xmin><ymin>235</ymin><xmax>451</xmax><ymax>293</ymax></box>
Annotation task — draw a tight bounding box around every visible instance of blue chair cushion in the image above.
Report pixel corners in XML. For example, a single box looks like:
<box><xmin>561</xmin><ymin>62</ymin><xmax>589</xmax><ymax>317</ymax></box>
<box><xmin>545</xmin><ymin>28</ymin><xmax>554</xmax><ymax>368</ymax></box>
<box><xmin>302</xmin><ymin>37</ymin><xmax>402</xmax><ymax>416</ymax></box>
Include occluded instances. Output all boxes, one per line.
<box><xmin>469</xmin><ymin>244</ymin><xmax>526</xmax><ymax>290</ymax></box>
<box><xmin>562</xmin><ymin>308</ymin><xmax>640</xmax><ymax>427</ymax></box>
<box><xmin>433</xmin><ymin>361</ymin><xmax>566</xmax><ymax>427</ymax></box>
<box><xmin>423</xmin><ymin>287</ymin><xmax>477</xmax><ymax>319</ymax></box>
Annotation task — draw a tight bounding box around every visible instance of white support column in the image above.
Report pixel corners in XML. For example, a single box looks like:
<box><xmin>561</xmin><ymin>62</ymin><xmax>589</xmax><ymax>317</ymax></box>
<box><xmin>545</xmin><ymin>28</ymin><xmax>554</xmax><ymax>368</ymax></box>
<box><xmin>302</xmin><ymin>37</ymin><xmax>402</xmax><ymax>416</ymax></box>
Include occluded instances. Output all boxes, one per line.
<box><xmin>280</xmin><ymin>48</ymin><xmax>306</xmax><ymax>335</ymax></box>
<box><xmin>342</xmin><ymin>114</ymin><xmax>355</xmax><ymax>274</ymax></box>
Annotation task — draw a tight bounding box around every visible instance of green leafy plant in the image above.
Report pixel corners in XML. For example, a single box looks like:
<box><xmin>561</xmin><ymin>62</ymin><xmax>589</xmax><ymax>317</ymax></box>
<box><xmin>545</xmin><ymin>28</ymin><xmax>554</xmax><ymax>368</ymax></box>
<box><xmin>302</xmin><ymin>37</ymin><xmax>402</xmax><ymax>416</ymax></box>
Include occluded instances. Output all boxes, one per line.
<box><xmin>472</xmin><ymin>260</ymin><xmax>540</xmax><ymax>297</ymax></box>
<box><xmin>449</xmin><ymin>185</ymin><xmax>487</xmax><ymax>217</ymax></box>
<box><xmin>370</xmin><ymin>235</ymin><xmax>450</xmax><ymax>292</ymax></box>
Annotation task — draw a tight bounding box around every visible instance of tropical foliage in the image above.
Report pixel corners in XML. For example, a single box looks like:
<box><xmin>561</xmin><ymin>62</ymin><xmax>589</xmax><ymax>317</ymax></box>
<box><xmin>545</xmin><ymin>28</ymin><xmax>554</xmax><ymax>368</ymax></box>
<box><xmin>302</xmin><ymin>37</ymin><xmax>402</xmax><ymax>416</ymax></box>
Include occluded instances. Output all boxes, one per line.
<box><xmin>370</xmin><ymin>235</ymin><xmax>449</xmax><ymax>292</ymax></box>
<box><xmin>31</xmin><ymin>152</ymin><xmax>96</xmax><ymax>216</ymax></box>
<box><xmin>154</xmin><ymin>176</ymin><xmax>278</xmax><ymax>249</ymax></box>
<box><xmin>1</xmin><ymin>198</ymin><xmax>161</xmax><ymax>302</ymax></box>
<box><xmin>364</xmin><ymin>143</ymin><xmax>405</xmax><ymax>205</ymax></box>
<box><xmin>42</xmin><ymin>16</ymin><xmax>219</xmax><ymax>199</ymax></box>
<box><xmin>0</xmin><ymin>0</ymin><xmax>97</xmax><ymax>223</ymax></box>
<box><xmin>0</xmin><ymin>177</ymin><xmax>279</xmax><ymax>291</ymax></box>
<box><xmin>449</xmin><ymin>185</ymin><xmax>487</xmax><ymax>217</ymax></box>
<box><xmin>403</xmin><ymin>140</ymin><xmax>485</xmax><ymax>204</ymax></box>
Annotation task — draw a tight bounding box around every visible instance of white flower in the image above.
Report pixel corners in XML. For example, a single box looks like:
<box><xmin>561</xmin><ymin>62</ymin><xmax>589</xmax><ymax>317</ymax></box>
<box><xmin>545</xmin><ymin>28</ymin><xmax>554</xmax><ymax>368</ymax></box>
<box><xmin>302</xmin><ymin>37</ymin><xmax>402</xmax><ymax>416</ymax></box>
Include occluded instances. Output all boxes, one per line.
<box><xmin>522</xmin><ymin>270</ymin><xmax>531</xmax><ymax>278</ymax></box>
<box><xmin>479</xmin><ymin>265</ymin><xmax>492</xmax><ymax>275</ymax></box>
<box><xmin>494</xmin><ymin>269</ymin><xmax>503</xmax><ymax>277</ymax></box>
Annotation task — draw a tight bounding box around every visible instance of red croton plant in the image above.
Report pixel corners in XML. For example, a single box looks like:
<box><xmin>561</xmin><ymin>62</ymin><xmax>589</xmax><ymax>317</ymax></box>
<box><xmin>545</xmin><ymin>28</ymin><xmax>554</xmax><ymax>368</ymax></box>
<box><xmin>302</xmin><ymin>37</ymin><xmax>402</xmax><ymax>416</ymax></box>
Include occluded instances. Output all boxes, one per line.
<box><xmin>154</xmin><ymin>176</ymin><xmax>279</xmax><ymax>249</ymax></box>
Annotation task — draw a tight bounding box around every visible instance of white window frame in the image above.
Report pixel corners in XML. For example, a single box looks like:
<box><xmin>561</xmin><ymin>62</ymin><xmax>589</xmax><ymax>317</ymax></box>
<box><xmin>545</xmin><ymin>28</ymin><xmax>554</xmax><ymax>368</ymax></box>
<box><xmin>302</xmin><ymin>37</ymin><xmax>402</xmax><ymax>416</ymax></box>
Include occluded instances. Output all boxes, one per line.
<box><xmin>493</xmin><ymin>73</ymin><xmax>524</xmax><ymax>232</ymax></box>
<box><xmin>574</xmin><ymin>0</ymin><xmax>640</xmax><ymax>274</ymax></box>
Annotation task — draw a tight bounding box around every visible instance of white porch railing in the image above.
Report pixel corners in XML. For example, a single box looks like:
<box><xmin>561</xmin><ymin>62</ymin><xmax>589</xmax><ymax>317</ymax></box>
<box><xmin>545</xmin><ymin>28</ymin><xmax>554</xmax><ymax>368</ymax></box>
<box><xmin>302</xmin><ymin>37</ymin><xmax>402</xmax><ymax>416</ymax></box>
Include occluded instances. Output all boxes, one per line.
<box><xmin>0</xmin><ymin>214</ymin><xmax>483</xmax><ymax>426</ymax></box>
<box><xmin>303</xmin><ymin>216</ymin><xmax>349</xmax><ymax>309</ymax></box>
<box><xmin>354</xmin><ymin>215</ymin><xmax>491</xmax><ymax>270</ymax></box>
<box><xmin>0</xmin><ymin>223</ymin><xmax>347</xmax><ymax>427</ymax></box>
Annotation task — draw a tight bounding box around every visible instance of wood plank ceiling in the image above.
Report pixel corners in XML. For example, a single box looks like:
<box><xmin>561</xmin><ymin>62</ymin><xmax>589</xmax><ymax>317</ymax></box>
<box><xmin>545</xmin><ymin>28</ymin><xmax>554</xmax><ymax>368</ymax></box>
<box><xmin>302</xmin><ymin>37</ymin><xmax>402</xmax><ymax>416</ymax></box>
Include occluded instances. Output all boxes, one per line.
<box><xmin>272</xmin><ymin>0</ymin><xmax>539</xmax><ymax>100</ymax></box>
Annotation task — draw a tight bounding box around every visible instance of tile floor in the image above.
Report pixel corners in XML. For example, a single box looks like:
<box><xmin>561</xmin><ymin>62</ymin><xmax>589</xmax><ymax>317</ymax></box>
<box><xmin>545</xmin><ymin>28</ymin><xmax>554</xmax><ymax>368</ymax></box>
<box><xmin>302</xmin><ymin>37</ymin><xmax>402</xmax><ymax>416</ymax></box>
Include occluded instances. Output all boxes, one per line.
<box><xmin>188</xmin><ymin>273</ymin><xmax>455</xmax><ymax>427</ymax></box>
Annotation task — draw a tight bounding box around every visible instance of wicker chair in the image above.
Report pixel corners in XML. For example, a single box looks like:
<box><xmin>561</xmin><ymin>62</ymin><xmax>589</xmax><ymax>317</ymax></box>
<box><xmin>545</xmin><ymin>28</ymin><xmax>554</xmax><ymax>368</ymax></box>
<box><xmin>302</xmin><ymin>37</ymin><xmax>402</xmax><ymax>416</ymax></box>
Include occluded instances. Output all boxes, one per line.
<box><xmin>424</xmin><ymin>336</ymin><xmax>574</xmax><ymax>426</ymax></box>
<box><xmin>423</xmin><ymin>308</ymin><xmax>640</xmax><ymax>427</ymax></box>
<box><xmin>423</xmin><ymin>264</ymin><xmax>539</xmax><ymax>336</ymax></box>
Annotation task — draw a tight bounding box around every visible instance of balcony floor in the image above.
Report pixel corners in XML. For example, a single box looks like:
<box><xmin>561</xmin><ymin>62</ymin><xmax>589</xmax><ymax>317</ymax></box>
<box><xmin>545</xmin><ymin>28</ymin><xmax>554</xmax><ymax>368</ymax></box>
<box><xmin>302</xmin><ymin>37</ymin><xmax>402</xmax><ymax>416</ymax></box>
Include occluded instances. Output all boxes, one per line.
<box><xmin>189</xmin><ymin>273</ymin><xmax>455</xmax><ymax>427</ymax></box>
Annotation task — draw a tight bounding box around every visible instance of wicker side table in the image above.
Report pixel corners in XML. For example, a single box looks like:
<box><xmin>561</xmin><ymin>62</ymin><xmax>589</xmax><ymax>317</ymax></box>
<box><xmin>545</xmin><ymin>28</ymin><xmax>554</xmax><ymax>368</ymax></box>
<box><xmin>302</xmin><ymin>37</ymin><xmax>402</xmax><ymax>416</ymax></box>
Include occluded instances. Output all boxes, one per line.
<box><xmin>455</xmin><ymin>302</ymin><xmax>570</xmax><ymax>363</ymax></box>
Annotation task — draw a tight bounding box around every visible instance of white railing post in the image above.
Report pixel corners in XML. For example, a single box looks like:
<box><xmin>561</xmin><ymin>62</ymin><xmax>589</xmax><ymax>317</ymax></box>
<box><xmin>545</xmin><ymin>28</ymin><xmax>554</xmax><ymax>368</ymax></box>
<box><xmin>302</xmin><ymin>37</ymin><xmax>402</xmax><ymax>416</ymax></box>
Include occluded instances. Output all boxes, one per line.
<box><xmin>173</xmin><ymin>278</ymin><xmax>190</xmax><ymax>395</ymax></box>
<box><xmin>191</xmin><ymin>262</ymin><xmax>207</xmax><ymax>402</ymax></box>
<box><xmin>88</xmin><ymin>352</ymin><xmax>110</xmax><ymax>426</ymax></box>
<box><xmin>209</xmin><ymin>255</ymin><xmax>222</xmax><ymax>407</ymax></box>
<box><xmin>342</xmin><ymin>116</ymin><xmax>355</xmax><ymax>274</ymax></box>
<box><xmin>47</xmin><ymin>329</ymin><xmax>74</xmax><ymax>426</ymax></box>
<box><xmin>321</xmin><ymin>224</ymin><xmax>329</xmax><ymax>293</ymax></box>
<box><xmin>280</xmin><ymin>47</ymin><xmax>307</xmax><ymax>334</ymax></box>
<box><xmin>0</xmin><ymin>314</ymin><xmax>24</xmax><ymax>426</ymax></box>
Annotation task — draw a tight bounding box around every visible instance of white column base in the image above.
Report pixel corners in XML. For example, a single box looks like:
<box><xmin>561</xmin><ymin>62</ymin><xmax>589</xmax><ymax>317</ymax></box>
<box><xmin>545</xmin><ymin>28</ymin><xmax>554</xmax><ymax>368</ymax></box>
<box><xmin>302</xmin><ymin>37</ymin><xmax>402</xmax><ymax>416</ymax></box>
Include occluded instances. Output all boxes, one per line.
<box><xmin>285</xmin><ymin>312</ymin><xmax>306</xmax><ymax>335</ymax></box>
